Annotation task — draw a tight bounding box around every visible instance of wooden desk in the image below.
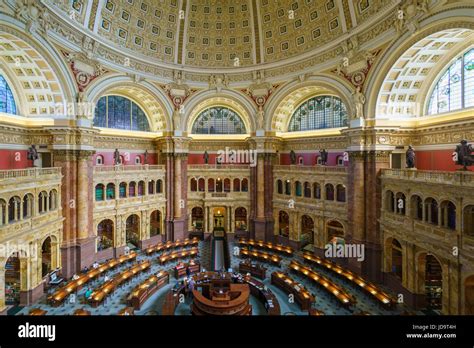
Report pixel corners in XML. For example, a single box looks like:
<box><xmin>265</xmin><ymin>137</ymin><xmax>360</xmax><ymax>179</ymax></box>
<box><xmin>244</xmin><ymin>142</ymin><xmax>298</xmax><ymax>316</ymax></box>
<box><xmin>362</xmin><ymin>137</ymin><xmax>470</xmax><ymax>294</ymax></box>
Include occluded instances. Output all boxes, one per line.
<box><xmin>191</xmin><ymin>281</ymin><xmax>252</xmax><ymax>316</ymax></box>
<box><xmin>88</xmin><ymin>260</ymin><xmax>151</xmax><ymax>307</ymax></box>
<box><xmin>239</xmin><ymin>248</ymin><xmax>281</xmax><ymax>266</ymax></box>
<box><xmin>145</xmin><ymin>238</ymin><xmax>199</xmax><ymax>256</ymax></box>
<box><xmin>174</xmin><ymin>260</ymin><xmax>200</xmax><ymax>279</ymax></box>
<box><xmin>302</xmin><ymin>252</ymin><xmax>396</xmax><ymax>309</ymax></box>
<box><xmin>127</xmin><ymin>271</ymin><xmax>170</xmax><ymax>310</ymax></box>
<box><xmin>238</xmin><ymin>238</ymin><xmax>294</xmax><ymax>256</ymax></box>
<box><xmin>243</xmin><ymin>276</ymin><xmax>280</xmax><ymax>315</ymax></box>
<box><xmin>158</xmin><ymin>247</ymin><xmax>199</xmax><ymax>265</ymax></box>
<box><xmin>289</xmin><ymin>260</ymin><xmax>355</xmax><ymax>307</ymax></box>
<box><xmin>48</xmin><ymin>252</ymin><xmax>137</xmax><ymax>307</ymax></box>
<box><xmin>308</xmin><ymin>308</ymin><xmax>325</xmax><ymax>316</ymax></box>
<box><xmin>29</xmin><ymin>308</ymin><xmax>47</xmax><ymax>315</ymax></box>
<box><xmin>118</xmin><ymin>307</ymin><xmax>135</xmax><ymax>316</ymax></box>
<box><xmin>73</xmin><ymin>308</ymin><xmax>91</xmax><ymax>316</ymax></box>
<box><xmin>271</xmin><ymin>272</ymin><xmax>315</xmax><ymax>310</ymax></box>
<box><xmin>239</xmin><ymin>261</ymin><xmax>266</xmax><ymax>279</ymax></box>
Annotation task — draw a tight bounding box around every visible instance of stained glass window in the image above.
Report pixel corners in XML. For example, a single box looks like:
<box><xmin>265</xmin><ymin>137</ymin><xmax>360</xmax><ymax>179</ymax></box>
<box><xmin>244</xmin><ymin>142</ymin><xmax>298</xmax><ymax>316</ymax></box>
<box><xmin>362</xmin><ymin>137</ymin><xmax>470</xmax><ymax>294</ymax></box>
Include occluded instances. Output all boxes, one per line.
<box><xmin>94</xmin><ymin>95</ymin><xmax>150</xmax><ymax>131</ymax></box>
<box><xmin>191</xmin><ymin>107</ymin><xmax>246</xmax><ymax>134</ymax></box>
<box><xmin>428</xmin><ymin>48</ymin><xmax>474</xmax><ymax>115</ymax></box>
<box><xmin>288</xmin><ymin>95</ymin><xmax>348</xmax><ymax>132</ymax></box>
<box><xmin>0</xmin><ymin>75</ymin><xmax>17</xmax><ymax>114</ymax></box>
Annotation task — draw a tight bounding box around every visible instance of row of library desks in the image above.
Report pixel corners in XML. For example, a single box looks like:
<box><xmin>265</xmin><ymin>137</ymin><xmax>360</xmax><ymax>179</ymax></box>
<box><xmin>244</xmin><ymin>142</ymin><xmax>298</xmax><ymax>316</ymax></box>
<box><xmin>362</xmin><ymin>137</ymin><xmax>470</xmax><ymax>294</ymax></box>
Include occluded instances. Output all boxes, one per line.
<box><xmin>118</xmin><ymin>307</ymin><xmax>135</xmax><ymax>315</ymax></box>
<box><xmin>241</xmin><ymin>275</ymin><xmax>280</xmax><ymax>315</ymax></box>
<box><xmin>126</xmin><ymin>271</ymin><xmax>170</xmax><ymax>310</ymax></box>
<box><xmin>145</xmin><ymin>238</ymin><xmax>199</xmax><ymax>256</ymax></box>
<box><xmin>73</xmin><ymin>308</ymin><xmax>91</xmax><ymax>316</ymax></box>
<box><xmin>29</xmin><ymin>308</ymin><xmax>47</xmax><ymax>315</ymax></box>
<box><xmin>158</xmin><ymin>247</ymin><xmax>199</xmax><ymax>265</ymax></box>
<box><xmin>289</xmin><ymin>260</ymin><xmax>356</xmax><ymax>308</ymax></box>
<box><xmin>271</xmin><ymin>272</ymin><xmax>315</xmax><ymax>310</ymax></box>
<box><xmin>174</xmin><ymin>260</ymin><xmax>200</xmax><ymax>278</ymax></box>
<box><xmin>48</xmin><ymin>252</ymin><xmax>137</xmax><ymax>307</ymax></box>
<box><xmin>88</xmin><ymin>260</ymin><xmax>151</xmax><ymax>307</ymax></box>
<box><xmin>239</xmin><ymin>248</ymin><xmax>281</xmax><ymax>266</ymax></box>
<box><xmin>302</xmin><ymin>252</ymin><xmax>396</xmax><ymax>309</ymax></box>
<box><xmin>239</xmin><ymin>261</ymin><xmax>266</xmax><ymax>279</ymax></box>
<box><xmin>238</xmin><ymin>238</ymin><xmax>294</xmax><ymax>256</ymax></box>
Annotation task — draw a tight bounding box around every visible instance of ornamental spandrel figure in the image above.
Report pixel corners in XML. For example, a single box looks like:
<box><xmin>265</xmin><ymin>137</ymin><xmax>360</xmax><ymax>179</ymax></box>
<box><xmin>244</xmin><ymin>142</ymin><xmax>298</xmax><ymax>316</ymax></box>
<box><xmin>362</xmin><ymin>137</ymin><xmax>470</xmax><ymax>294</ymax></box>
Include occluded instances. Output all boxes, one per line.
<box><xmin>319</xmin><ymin>149</ymin><xmax>328</xmax><ymax>165</ymax></box>
<box><xmin>406</xmin><ymin>145</ymin><xmax>416</xmax><ymax>169</ymax></box>
<box><xmin>455</xmin><ymin>140</ymin><xmax>474</xmax><ymax>170</ymax></box>
<box><xmin>113</xmin><ymin>148</ymin><xmax>120</xmax><ymax>165</ymax></box>
<box><xmin>290</xmin><ymin>150</ymin><xmax>296</xmax><ymax>165</ymax></box>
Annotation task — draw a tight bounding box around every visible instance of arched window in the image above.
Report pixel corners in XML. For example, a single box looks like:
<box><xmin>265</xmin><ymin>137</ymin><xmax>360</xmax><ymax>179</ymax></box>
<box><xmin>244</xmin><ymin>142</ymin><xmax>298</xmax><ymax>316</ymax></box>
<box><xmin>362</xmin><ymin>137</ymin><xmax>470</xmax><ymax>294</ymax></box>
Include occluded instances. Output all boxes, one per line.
<box><xmin>106</xmin><ymin>183</ymin><xmax>115</xmax><ymax>199</ymax></box>
<box><xmin>129</xmin><ymin>181</ymin><xmax>136</xmax><ymax>197</ymax></box>
<box><xmin>49</xmin><ymin>189</ymin><xmax>58</xmax><ymax>210</ymax></box>
<box><xmin>0</xmin><ymin>199</ymin><xmax>6</xmax><ymax>225</ymax></box>
<box><xmin>224</xmin><ymin>178</ymin><xmax>231</xmax><ymax>192</ymax></box>
<box><xmin>277</xmin><ymin>180</ymin><xmax>283</xmax><ymax>194</ymax></box>
<box><xmin>411</xmin><ymin>195</ymin><xmax>423</xmax><ymax>220</ymax></box>
<box><xmin>198</xmin><ymin>178</ymin><xmax>205</xmax><ymax>192</ymax></box>
<box><xmin>428</xmin><ymin>48</ymin><xmax>474</xmax><ymax>115</ymax></box>
<box><xmin>235</xmin><ymin>207</ymin><xmax>247</xmax><ymax>231</ymax></box>
<box><xmin>208</xmin><ymin>178</ymin><xmax>215</xmax><ymax>192</ymax></box>
<box><xmin>191</xmin><ymin>107</ymin><xmax>246</xmax><ymax>134</ymax></box>
<box><xmin>97</xmin><ymin>219</ymin><xmax>114</xmax><ymax>251</ymax></box>
<box><xmin>0</xmin><ymin>75</ymin><xmax>17</xmax><ymax>114</ymax></box>
<box><xmin>288</xmin><ymin>95</ymin><xmax>348</xmax><ymax>132</ymax></box>
<box><xmin>95</xmin><ymin>184</ymin><xmax>105</xmax><ymax>201</ymax></box>
<box><xmin>327</xmin><ymin>220</ymin><xmax>344</xmax><ymax>244</ymax></box>
<box><xmin>94</xmin><ymin>95</ymin><xmax>151</xmax><ymax>131</ymax></box>
<box><xmin>440</xmin><ymin>200</ymin><xmax>456</xmax><ymax>230</ymax></box>
<box><xmin>386</xmin><ymin>191</ymin><xmax>395</xmax><ymax>212</ymax></box>
<box><xmin>190</xmin><ymin>178</ymin><xmax>197</xmax><ymax>192</ymax></box>
<box><xmin>156</xmin><ymin>179</ymin><xmax>163</xmax><ymax>193</ymax></box>
<box><xmin>464</xmin><ymin>205</ymin><xmax>474</xmax><ymax>235</ymax></box>
<box><xmin>284</xmin><ymin>180</ymin><xmax>291</xmax><ymax>195</ymax></box>
<box><xmin>22</xmin><ymin>194</ymin><xmax>34</xmax><ymax>218</ymax></box>
<box><xmin>234</xmin><ymin>178</ymin><xmax>241</xmax><ymax>192</ymax></box>
<box><xmin>96</xmin><ymin>155</ymin><xmax>104</xmax><ymax>165</ymax></box>
<box><xmin>295</xmin><ymin>181</ymin><xmax>302</xmax><ymax>197</ymax></box>
<box><xmin>313</xmin><ymin>183</ymin><xmax>321</xmax><ymax>199</ymax></box>
<box><xmin>325</xmin><ymin>184</ymin><xmax>334</xmax><ymax>201</ymax></box>
<box><xmin>395</xmin><ymin>193</ymin><xmax>406</xmax><ymax>215</ymax></box>
<box><xmin>336</xmin><ymin>184</ymin><xmax>346</xmax><ymax>202</ymax></box>
<box><xmin>148</xmin><ymin>180</ymin><xmax>155</xmax><ymax>194</ymax></box>
<box><xmin>425</xmin><ymin>198</ymin><xmax>439</xmax><ymax>225</ymax></box>
<box><xmin>241</xmin><ymin>178</ymin><xmax>248</xmax><ymax>192</ymax></box>
<box><xmin>150</xmin><ymin>210</ymin><xmax>161</xmax><ymax>237</ymax></box>
<box><xmin>279</xmin><ymin>211</ymin><xmax>289</xmax><ymax>237</ymax></box>
<box><xmin>119</xmin><ymin>182</ymin><xmax>127</xmax><ymax>198</ymax></box>
<box><xmin>38</xmin><ymin>191</ymin><xmax>48</xmax><ymax>213</ymax></box>
<box><xmin>216</xmin><ymin>178</ymin><xmax>223</xmax><ymax>192</ymax></box>
<box><xmin>8</xmin><ymin>196</ymin><xmax>21</xmax><ymax>222</ymax></box>
<box><xmin>137</xmin><ymin>181</ymin><xmax>145</xmax><ymax>196</ymax></box>
<box><xmin>304</xmin><ymin>182</ymin><xmax>311</xmax><ymax>198</ymax></box>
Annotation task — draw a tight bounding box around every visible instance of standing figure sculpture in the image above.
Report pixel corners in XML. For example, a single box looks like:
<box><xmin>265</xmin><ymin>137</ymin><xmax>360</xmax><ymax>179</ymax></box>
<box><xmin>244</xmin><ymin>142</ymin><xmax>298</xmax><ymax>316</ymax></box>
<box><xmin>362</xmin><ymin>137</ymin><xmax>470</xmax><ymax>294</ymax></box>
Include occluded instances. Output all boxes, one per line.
<box><xmin>27</xmin><ymin>145</ymin><xmax>39</xmax><ymax>167</ymax></box>
<box><xmin>319</xmin><ymin>149</ymin><xmax>328</xmax><ymax>165</ymax></box>
<box><xmin>352</xmin><ymin>86</ymin><xmax>366</xmax><ymax>119</ymax></box>
<box><xmin>203</xmin><ymin>151</ymin><xmax>209</xmax><ymax>165</ymax></box>
<box><xmin>290</xmin><ymin>150</ymin><xmax>297</xmax><ymax>165</ymax></box>
<box><xmin>455</xmin><ymin>140</ymin><xmax>474</xmax><ymax>170</ymax></box>
<box><xmin>114</xmin><ymin>149</ymin><xmax>121</xmax><ymax>165</ymax></box>
<box><xmin>144</xmin><ymin>150</ymin><xmax>148</xmax><ymax>165</ymax></box>
<box><xmin>406</xmin><ymin>145</ymin><xmax>416</xmax><ymax>169</ymax></box>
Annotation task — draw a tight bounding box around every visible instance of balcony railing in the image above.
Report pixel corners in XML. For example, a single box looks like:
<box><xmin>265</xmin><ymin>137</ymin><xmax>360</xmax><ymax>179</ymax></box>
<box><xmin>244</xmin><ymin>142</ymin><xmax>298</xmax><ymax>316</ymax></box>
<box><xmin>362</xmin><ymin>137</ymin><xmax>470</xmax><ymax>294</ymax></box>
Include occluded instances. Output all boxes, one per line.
<box><xmin>273</xmin><ymin>165</ymin><xmax>348</xmax><ymax>173</ymax></box>
<box><xmin>0</xmin><ymin>167</ymin><xmax>62</xmax><ymax>180</ymax></box>
<box><xmin>381</xmin><ymin>169</ymin><xmax>474</xmax><ymax>186</ymax></box>
<box><xmin>93</xmin><ymin>165</ymin><xmax>165</xmax><ymax>173</ymax></box>
<box><xmin>188</xmin><ymin>164</ymin><xmax>250</xmax><ymax>170</ymax></box>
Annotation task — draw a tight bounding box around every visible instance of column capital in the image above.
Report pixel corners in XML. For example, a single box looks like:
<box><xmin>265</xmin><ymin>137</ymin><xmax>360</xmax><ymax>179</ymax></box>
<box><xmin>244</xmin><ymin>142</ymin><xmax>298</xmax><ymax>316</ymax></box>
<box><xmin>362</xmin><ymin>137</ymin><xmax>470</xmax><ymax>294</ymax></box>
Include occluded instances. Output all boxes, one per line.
<box><xmin>246</xmin><ymin>136</ymin><xmax>283</xmax><ymax>154</ymax></box>
<box><xmin>52</xmin><ymin>149</ymin><xmax>95</xmax><ymax>161</ymax></box>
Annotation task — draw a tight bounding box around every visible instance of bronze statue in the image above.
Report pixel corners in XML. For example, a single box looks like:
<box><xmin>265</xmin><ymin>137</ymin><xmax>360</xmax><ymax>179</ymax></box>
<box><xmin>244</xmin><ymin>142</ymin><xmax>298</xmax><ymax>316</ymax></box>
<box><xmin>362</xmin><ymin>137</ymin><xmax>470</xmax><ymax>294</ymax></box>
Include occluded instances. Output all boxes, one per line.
<box><xmin>455</xmin><ymin>140</ymin><xmax>474</xmax><ymax>170</ymax></box>
<box><xmin>27</xmin><ymin>145</ymin><xmax>39</xmax><ymax>167</ymax></box>
<box><xmin>144</xmin><ymin>150</ymin><xmax>148</xmax><ymax>165</ymax></box>
<box><xmin>319</xmin><ymin>149</ymin><xmax>328</xmax><ymax>165</ymax></box>
<box><xmin>290</xmin><ymin>150</ymin><xmax>296</xmax><ymax>165</ymax></box>
<box><xmin>113</xmin><ymin>149</ymin><xmax>120</xmax><ymax>165</ymax></box>
<box><xmin>203</xmin><ymin>151</ymin><xmax>209</xmax><ymax>164</ymax></box>
<box><xmin>406</xmin><ymin>145</ymin><xmax>416</xmax><ymax>169</ymax></box>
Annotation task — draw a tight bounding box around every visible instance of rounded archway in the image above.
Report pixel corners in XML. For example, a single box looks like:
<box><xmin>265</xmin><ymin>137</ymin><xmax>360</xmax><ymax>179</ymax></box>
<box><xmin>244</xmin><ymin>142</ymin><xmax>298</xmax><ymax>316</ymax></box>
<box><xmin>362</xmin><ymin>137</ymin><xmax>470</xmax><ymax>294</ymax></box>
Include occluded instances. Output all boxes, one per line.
<box><xmin>417</xmin><ymin>253</ymin><xmax>443</xmax><ymax>312</ymax></box>
<box><xmin>278</xmin><ymin>211</ymin><xmax>289</xmax><ymax>238</ymax></box>
<box><xmin>4</xmin><ymin>252</ymin><xmax>21</xmax><ymax>305</ymax></box>
<box><xmin>125</xmin><ymin>214</ymin><xmax>140</xmax><ymax>248</ymax></box>
<box><xmin>41</xmin><ymin>237</ymin><xmax>52</xmax><ymax>278</ymax></box>
<box><xmin>326</xmin><ymin>220</ymin><xmax>344</xmax><ymax>244</ymax></box>
<box><xmin>235</xmin><ymin>207</ymin><xmax>247</xmax><ymax>232</ymax></box>
<box><xmin>465</xmin><ymin>275</ymin><xmax>474</xmax><ymax>315</ymax></box>
<box><xmin>301</xmin><ymin>215</ymin><xmax>314</xmax><ymax>245</ymax></box>
<box><xmin>97</xmin><ymin>219</ymin><xmax>114</xmax><ymax>251</ymax></box>
<box><xmin>150</xmin><ymin>210</ymin><xmax>162</xmax><ymax>237</ymax></box>
<box><xmin>191</xmin><ymin>207</ymin><xmax>204</xmax><ymax>232</ymax></box>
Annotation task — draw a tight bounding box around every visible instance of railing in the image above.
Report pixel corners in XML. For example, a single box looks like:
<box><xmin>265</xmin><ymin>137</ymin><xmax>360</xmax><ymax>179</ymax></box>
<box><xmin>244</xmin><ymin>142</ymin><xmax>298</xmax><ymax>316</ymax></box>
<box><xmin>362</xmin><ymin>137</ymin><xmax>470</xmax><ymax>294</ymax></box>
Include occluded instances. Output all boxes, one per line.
<box><xmin>93</xmin><ymin>165</ymin><xmax>165</xmax><ymax>173</ymax></box>
<box><xmin>188</xmin><ymin>164</ymin><xmax>250</xmax><ymax>170</ymax></box>
<box><xmin>0</xmin><ymin>167</ymin><xmax>62</xmax><ymax>180</ymax></box>
<box><xmin>381</xmin><ymin>169</ymin><xmax>474</xmax><ymax>186</ymax></box>
<box><xmin>273</xmin><ymin>165</ymin><xmax>348</xmax><ymax>173</ymax></box>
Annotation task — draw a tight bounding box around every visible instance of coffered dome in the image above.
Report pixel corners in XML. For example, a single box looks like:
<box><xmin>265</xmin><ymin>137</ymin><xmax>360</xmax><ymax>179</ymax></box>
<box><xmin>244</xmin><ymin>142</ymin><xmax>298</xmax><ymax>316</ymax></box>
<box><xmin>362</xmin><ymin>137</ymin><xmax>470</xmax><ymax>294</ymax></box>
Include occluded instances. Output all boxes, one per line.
<box><xmin>48</xmin><ymin>0</ymin><xmax>392</xmax><ymax>69</ymax></box>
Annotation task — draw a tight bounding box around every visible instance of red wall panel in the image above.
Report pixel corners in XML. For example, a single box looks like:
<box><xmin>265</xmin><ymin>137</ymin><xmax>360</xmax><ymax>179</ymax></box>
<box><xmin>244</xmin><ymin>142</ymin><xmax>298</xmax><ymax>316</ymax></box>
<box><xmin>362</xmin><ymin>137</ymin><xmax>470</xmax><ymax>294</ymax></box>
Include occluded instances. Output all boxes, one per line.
<box><xmin>0</xmin><ymin>150</ymin><xmax>32</xmax><ymax>170</ymax></box>
<box><xmin>415</xmin><ymin>150</ymin><xmax>459</xmax><ymax>171</ymax></box>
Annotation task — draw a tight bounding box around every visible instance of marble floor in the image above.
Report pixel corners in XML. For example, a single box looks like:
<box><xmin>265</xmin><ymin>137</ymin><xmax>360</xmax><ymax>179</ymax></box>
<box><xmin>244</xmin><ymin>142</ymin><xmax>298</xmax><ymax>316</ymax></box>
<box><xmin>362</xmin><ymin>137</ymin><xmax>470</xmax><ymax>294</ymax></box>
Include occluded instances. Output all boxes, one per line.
<box><xmin>16</xmin><ymin>237</ymin><xmax>422</xmax><ymax>316</ymax></box>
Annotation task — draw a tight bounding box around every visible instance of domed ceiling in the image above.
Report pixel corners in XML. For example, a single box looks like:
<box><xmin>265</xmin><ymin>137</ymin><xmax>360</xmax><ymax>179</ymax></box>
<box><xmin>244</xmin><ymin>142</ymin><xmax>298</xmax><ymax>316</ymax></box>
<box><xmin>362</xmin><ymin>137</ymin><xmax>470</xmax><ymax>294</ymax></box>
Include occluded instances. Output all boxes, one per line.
<box><xmin>49</xmin><ymin>0</ymin><xmax>391</xmax><ymax>69</ymax></box>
